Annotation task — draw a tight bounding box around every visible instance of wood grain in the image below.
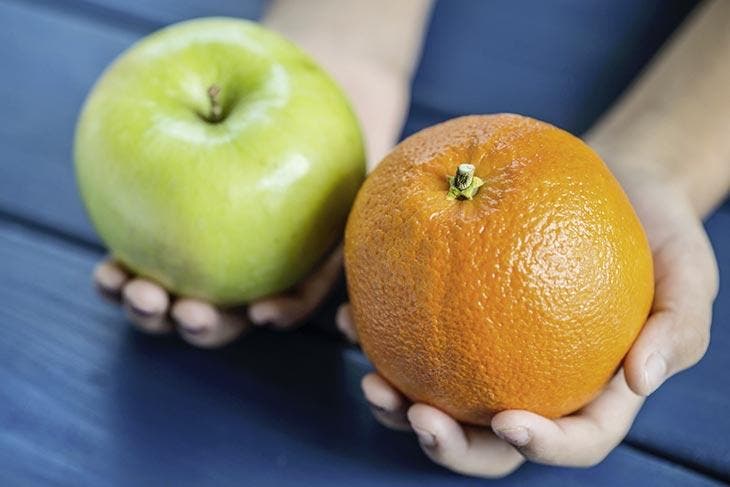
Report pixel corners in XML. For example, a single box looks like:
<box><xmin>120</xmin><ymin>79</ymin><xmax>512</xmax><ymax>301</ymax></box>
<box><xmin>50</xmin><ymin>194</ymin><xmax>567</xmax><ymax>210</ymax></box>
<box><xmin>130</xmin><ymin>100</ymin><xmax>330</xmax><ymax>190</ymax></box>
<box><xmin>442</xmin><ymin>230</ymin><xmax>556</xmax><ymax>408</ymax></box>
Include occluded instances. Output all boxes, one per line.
<box><xmin>0</xmin><ymin>218</ymin><xmax>723</xmax><ymax>485</ymax></box>
<box><xmin>0</xmin><ymin>0</ymin><xmax>728</xmax><ymax>483</ymax></box>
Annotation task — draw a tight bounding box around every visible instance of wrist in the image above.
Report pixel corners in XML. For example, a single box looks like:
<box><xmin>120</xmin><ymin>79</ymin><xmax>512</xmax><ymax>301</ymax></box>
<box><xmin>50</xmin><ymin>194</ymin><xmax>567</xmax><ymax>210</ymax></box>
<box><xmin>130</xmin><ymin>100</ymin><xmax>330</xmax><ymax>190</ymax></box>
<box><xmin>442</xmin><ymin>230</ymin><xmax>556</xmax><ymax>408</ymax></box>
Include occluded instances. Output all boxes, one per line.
<box><xmin>262</xmin><ymin>26</ymin><xmax>413</xmax><ymax>168</ymax></box>
<box><xmin>586</xmin><ymin>134</ymin><xmax>700</xmax><ymax>215</ymax></box>
<box><xmin>305</xmin><ymin>51</ymin><xmax>410</xmax><ymax>167</ymax></box>
<box><xmin>262</xmin><ymin>0</ymin><xmax>432</xmax><ymax>78</ymax></box>
<box><xmin>586</xmin><ymin>124</ymin><xmax>729</xmax><ymax>219</ymax></box>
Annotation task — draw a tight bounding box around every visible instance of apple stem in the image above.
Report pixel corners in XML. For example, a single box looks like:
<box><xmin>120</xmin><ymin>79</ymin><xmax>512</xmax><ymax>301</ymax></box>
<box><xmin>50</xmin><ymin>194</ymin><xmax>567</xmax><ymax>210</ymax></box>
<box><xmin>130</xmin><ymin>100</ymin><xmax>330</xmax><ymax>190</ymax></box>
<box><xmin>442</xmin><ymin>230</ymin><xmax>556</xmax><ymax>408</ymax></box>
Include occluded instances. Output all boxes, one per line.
<box><xmin>207</xmin><ymin>84</ymin><xmax>223</xmax><ymax>123</ymax></box>
<box><xmin>447</xmin><ymin>163</ymin><xmax>484</xmax><ymax>200</ymax></box>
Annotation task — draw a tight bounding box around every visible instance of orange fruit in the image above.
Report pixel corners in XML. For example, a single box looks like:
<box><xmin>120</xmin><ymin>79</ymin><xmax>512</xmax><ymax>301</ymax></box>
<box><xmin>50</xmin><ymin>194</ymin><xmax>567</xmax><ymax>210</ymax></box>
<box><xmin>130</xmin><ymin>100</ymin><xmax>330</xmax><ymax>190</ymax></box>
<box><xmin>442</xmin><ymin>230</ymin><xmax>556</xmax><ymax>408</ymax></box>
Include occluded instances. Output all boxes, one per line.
<box><xmin>344</xmin><ymin>114</ymin><xmax>654</xmax><ymax>424</ymax></box>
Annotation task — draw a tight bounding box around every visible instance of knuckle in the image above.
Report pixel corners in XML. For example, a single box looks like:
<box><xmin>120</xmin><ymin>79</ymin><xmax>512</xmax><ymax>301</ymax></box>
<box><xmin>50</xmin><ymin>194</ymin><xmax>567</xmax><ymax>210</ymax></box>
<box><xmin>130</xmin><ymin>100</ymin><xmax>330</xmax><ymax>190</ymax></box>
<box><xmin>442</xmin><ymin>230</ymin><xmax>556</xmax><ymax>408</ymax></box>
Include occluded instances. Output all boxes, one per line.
<box><xmin>516</xmin><ymin>441</ymin><xmax>571</xmax><ymax>466</ymax></box>
<box><xmin>517</xmin><ymin>442</ymin><xmax>550</xmax><ymax>462</ymax></box>
<box><xmin>522</xmin><ymin>426</ymin><xmax>619</xmax><ymax>468</ymax></box>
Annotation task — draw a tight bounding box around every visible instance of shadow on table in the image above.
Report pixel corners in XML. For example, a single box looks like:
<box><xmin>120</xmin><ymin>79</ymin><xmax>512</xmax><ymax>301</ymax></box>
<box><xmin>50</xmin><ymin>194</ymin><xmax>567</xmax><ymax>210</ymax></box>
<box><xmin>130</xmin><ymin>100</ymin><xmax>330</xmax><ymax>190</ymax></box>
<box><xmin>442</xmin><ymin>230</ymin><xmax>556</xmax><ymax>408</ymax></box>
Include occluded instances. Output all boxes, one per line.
<box><xmin>104</xmin><ymin>324</ymin><xmax>438</xmax><ymax>482</ymax></box>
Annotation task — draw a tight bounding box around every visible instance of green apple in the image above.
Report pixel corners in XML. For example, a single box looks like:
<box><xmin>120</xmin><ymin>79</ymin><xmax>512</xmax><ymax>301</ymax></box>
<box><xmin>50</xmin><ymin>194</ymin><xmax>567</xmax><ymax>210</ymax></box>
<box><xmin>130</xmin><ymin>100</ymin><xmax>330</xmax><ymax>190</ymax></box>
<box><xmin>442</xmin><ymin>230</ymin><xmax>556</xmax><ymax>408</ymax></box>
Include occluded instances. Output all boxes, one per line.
<box><xmin>75</xmin><ymin>18</ymin><xmax>365</xmax><ymax>305</ymax></box>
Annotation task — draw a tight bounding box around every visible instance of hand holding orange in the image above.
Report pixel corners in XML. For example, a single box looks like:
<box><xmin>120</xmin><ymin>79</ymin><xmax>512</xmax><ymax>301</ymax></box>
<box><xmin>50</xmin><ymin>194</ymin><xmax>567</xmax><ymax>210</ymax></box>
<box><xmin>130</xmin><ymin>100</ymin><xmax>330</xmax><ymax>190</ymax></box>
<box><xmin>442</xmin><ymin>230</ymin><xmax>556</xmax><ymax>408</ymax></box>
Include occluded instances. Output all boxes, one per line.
<box><xmin>345</xmin><ymin>114</ymin><xmax>654</xmax><ymax>424</ymax></box>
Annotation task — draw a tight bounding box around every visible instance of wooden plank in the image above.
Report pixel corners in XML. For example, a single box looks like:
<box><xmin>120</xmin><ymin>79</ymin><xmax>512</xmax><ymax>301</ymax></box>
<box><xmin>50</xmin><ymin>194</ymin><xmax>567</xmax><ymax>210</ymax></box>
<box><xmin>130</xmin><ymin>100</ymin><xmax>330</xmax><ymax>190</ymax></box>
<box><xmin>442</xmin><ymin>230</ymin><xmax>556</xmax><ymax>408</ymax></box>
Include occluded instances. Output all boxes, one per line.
<box><xmin>72</xmin><ymin>0</ymin><xmax>264</xmax><ymax>25</ymax></box>
<box><xmin>403</xmin><ymin>0</ymin><xmax>699</xmax><ymax>137</ymax></box>
<box><xmin>0</xmin><ymin>0</ymin><xmax>260</xmax><ymax>242</ymax></box>
<box><xmin>1</xmin><ymin>0</ymin><xmax>729</xmax><ymax>480</ymax></box>
<box><xmin>16</xmin><ymin>0</ymin><xmax>264</xmax><ymax>34</ymax></box>
<box><xmin>0</xmin><ymin>0</ymin><xmax>704</xmax><ymax>242</ymax></box>
<box><xmin>0</xmin><ymin>220</ymin><xmax>722</xmax><ymax>486</ymax></box>
<box><xmin>0</xmin><ymin>0</ymin><xmax>140</xmax><ymax>242</ymax></box>
<box><xmin>0</xmin><ymin>0</ymin><xmax>703</xmax><ymax>239</ymax></box>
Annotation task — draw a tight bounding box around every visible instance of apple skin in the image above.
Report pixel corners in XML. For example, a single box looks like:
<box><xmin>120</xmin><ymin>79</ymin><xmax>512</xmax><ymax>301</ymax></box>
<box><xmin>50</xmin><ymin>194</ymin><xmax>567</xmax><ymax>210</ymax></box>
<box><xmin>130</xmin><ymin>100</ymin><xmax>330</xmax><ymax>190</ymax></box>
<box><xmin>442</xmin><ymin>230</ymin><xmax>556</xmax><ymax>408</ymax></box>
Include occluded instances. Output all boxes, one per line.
<box><xmin>75</xmin><ymin>18</ymin><xmax>366</xmax><ymax>305</ymax></box>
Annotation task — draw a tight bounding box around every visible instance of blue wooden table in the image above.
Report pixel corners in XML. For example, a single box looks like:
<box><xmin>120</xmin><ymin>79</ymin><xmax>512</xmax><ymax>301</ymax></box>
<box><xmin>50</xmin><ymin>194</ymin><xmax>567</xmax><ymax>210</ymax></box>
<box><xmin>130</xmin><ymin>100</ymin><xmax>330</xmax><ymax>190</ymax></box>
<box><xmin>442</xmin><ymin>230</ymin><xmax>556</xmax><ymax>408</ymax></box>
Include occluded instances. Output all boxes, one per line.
<box><xmin>1</xmin><ymin>0</ymin><xmax>727</xmax><ymax>485</ymax></box>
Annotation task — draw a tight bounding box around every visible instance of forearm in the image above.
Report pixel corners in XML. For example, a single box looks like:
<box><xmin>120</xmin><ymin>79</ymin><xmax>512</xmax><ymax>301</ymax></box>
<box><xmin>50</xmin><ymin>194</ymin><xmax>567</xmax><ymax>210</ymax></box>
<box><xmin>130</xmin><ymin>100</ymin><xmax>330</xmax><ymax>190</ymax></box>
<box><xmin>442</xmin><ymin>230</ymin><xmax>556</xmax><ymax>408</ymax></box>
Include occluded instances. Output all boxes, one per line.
<box><xmin>586</xmin><ymin>0</ymin><xmax>730</xmax><ymax>218</ymax></box>
<box><xmin>263</xmin><ymin>0</ymin><xmax>433</xmax><ymax>166</ymax></box>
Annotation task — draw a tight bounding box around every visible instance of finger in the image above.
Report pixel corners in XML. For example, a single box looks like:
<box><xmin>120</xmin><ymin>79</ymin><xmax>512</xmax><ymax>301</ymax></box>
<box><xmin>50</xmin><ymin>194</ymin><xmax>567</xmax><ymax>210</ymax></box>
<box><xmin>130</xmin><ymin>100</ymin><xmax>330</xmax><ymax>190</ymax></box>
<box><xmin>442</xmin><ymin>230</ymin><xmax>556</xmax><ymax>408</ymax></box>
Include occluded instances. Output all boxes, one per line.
<box><xmin>624</xmin><ymin>236</ymin><xmax>716</xmax><ymax>396</ymax></box>
<box><xmin>93</xmin><ymin>259</ymin><xmax>129</xmax><ymax>302</ymax></box>
<box><xmin>121</xmin><ymin>278</ymin><xmax>173</xmax><ymax>334</ymax></box>
<box><xmin>248</xmin><ymin>246</ymin><xmax>343</xmax><ymax>329</ymax></box>
<box><xmin>624</xmin><ymin>307</ymin><xmax>712</xmax><ymax>396</ymax></box>
<box><xmin>171</xmin><ymin>298</ymin><xmax>249</xmax><ymax>349</ymax></box>
<box><xmin>362</xmin><ymin>373</ymin><xmax>411</xmax><ymax>431</ymax></box>
<box><xmin>408</xmin><ymin>404</ymin><xmax>524</xmax><ymax>478</ymax></box>
<box><xmin>492</xmin><ymin>371</ymin><xmax>643</xmax><ymax>467</ymax></box>
<box><xmin>336</xmin><ymin>303</ymin><xmax>358</xmax><ymax>343</ymax></box>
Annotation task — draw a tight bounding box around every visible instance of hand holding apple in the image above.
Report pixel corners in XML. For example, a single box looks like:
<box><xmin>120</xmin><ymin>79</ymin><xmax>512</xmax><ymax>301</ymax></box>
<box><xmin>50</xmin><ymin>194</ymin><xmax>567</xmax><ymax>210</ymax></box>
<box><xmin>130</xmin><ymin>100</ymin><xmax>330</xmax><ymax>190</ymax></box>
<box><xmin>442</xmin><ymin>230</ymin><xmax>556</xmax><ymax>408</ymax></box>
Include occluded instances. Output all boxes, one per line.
<box><xmin>93</xmin><ymin>247</ymin><xmax>344</xmax><ymax>347</ymax></box>
<box><xmin>77</xmin><ymin>18</ymin><xmax>365</xmax><ymax>345</ymax></box>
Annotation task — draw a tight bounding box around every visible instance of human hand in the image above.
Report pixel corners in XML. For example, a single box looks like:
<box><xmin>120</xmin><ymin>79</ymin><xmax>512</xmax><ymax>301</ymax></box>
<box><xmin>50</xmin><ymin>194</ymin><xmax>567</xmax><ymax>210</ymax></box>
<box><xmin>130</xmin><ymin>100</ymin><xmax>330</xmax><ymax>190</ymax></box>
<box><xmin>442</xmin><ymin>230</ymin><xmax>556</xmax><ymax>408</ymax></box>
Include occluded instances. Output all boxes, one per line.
<box><xmin>337</xmin><ymin>176</ymin><xmax>719</xmax><ymax>477</ymax></box>
<box><xmin>89</xmin><ymin>47</ymin><xmax>405</xmax><ymax>349</ymax></box>
<box><xmin>90</xmin><ymin>29</ymin><xmax>411</xmax><ymax>350</ymax></box>
<box><xmin>93</xmin><ymin>245</ymin><xmax>343</xmax><ymax>348</ymax></box>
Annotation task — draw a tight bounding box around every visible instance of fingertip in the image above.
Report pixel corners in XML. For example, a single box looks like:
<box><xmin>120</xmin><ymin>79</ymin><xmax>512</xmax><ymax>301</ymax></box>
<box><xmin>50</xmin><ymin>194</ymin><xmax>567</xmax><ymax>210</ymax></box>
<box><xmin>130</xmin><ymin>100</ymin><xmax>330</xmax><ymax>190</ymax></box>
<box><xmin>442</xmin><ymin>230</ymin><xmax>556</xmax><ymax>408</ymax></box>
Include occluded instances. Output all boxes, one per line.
<box><xmin>491</xmin><ymin>411</ymin><xmax>538</xmax><ymax>448</ymax></box>
<box><xmin>248</xmin><ymin>297</ymin><xmax>308</xmax><ymax>329</ymax></box>
<box><xmin>408</xmin><ymin>406</ymin><xmax>526</xmax><ymax>478</ymax></box>
<box><xmin>361</xmin><ymin>373</ymin><xmax>407</xmax><ymax>412</ymax></box>
<box><xmin>173</xmin><ymin>298</ymin><xmax>248</xmax><ymax>348</ymax></box>
<box><xmin>622</xmin><ymin>350</ymin><xmax>649</xmax><ymax>396</ymax></box>
<box><xmin>171</xmin><ymin>298</ymin><xmax>218</xmax><ymax>334</ymax></box>
<box><xmin>407</xmin><ymin>404</ymin><xmax>464</xmax><ymax>447</ymax></box>
<box><xmin>407</xmin><ymin>403</ymin><xmax>452</xmax><ymax>428</ymax></box>
<box><xmin>361</xmin><ymin>373</ymin><xmax>411</xmax><ymax>431</ymax></box>
<box><xmin>93</xmin><ymin>260</ymin><xmax>129</xmax><ymax>299</ymax></box>
<box><xmin>247</xmin><ymin>300</ymin><xmax>281</xmax><ymax>326</ymax></box>
<box><xmin>407</xmin><ymin>404</ymin><xmax>475</xmax><ymax>468</ymax></box>
<box><xmin>407</xmin><ymin>405</ymin><xmax>441</xmax><ymax>450</ymax></box>
<box><xmin>491</xmin><ymin>410</ymin><xmax>539</xmax><ymax>430</ymax></box>
<box><xmin>336</xmin><ymin>303</ymin><xmax>358</xmax><ymax>343</ymax></box>
<box><xmin>121</xmin><ymin>278</ymin><xmax>172</xmax><ymax>334</ymax></box>
<box><xmin>122</xmin><ymin>278</ymin><xmax>169</xmax><ymax>316</ymax></box>
<box><xmin>624</xmin><ymin>357</ymin><xmax>662</xmax><ymax>397</ymax></box>
<box><xmin>641</xmin><ymin>352</ymin><xmax>668</xmax><ymax>395</ymax></box>
<box><xmin>623</xmin><ymin>314</ymin><xmax>672</xmax><ymax>396</ymax></box>
<box><xmin>625</xmin><ymin>294</ymin><xmax>712</xmax><ymax>397</ymax></box>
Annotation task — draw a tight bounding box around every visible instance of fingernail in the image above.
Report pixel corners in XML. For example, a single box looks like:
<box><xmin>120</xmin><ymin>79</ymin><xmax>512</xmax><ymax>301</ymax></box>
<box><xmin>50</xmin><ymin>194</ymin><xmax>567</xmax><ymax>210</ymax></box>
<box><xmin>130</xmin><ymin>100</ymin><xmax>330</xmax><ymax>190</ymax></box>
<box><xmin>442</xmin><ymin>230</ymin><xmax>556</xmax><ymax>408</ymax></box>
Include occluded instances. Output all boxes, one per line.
<box><xmin>248</xmin><ymin>305</ymin><xmax>275</xmax><ymax>326</ymax></box>
<box><xmin>413</xmin><ymin>427</ymin><xmax>437</xmax><ymax>448</ymax></box>
<box><xmin>367</xmin><ymin>401</ymin><xmax>389</xmax><ymax>414</ymax></box>
<box><xmin>95</xmin><ymin>263</ymin><xmax>126</xmax><ymax>290</ymax></box>
<box><xmin>336</xmin><ymin>319</ymin><xmax>358</xmax><ymax>343</ymax></box>
<box><xmin>644</xmin><ymin>352</ymin><xmax>667</xmax><ymax>394</ymax></box>
<box><xmin>496</xmin><ymin>426</ymin><xmax>530</xmax><ymax>447</ymax></box>
<box><xmin>179</xmin><ymin>324</ymin><xmax>207</xmax><ymax>335</ymax></box>
<box><xmin>128</xmin><ymin>303</ymin><xmax>158</xmax><ymax>318</ymax></box>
